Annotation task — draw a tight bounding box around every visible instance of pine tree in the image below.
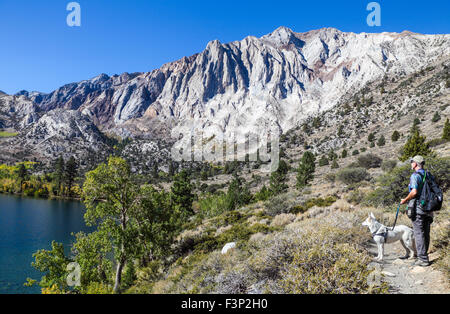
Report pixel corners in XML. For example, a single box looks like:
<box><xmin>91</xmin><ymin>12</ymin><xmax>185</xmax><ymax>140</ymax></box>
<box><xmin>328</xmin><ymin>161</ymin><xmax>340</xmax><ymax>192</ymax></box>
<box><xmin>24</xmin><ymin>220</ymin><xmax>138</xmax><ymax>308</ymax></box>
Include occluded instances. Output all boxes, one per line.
<box><xmin>368</xmin><ymin>133</ymin><xmax>376</xmax><ymax>143</ymax></box>
<box><xmin>341</xmin><ymin>149</ymin><xmax>348</xmax><ymax>159</ymax></box>
<box><xmin>443</xmin><ymin>118</ymin><xmax>450</xmax><ymax>141</ymax></box>
<box><xmin>319</xmin><ymin>155</ymin><xmax>329</xmax><ymax>167</ymax></box>
<box><xmin>432</xmin><ymin>112</ymin><xmax>441</xmax><ymax>123</ymax></box>
<box><xmin>64</xmin><ymin>157</ymin><xmax>78</xmax><ymax>196</ymax></box>
<box><xmin>255</xmin><ymin>185</ymin><xmax>271</xmax><ymax>201</ymax></box>
<box><xmin>16</xmin><ymin>163</ymin><xmax>28</xmax><ymax>192</ymax></box>
<box><xmin>225</xmin><ymin>175</ymin><xmax>242</xmax><ymax>211</ymax></box>
<box><xmin>171</xmin><ymin>170</ymin><xmax>194</xmax><ymax>215</ymax></box>
<box><xmin>269</xmin><ymin>160</ymin><xmax>288</xmax><ymax>195</ymax></box>
<box><xmin>152</xmin><ymin>163</ymin><xmax>159</xmax><ymax>180</ymax></box>
<box><xmin>399</xmin><ymin>128</ymin><xmax>432</xmax><ymax>162</ymax></box>
<box><xmin>377</xmin><ymin>135</ymin><xmax>386</xmax><ymax>147</ymax></box>
<box><xmin>411</xmin><ymin>118</ymin><xmax>421</xmax><ymax>133</ymax></box>
<box><xmin>328</xmin><ymin>151</ymin><xmax>338</xmax><ymax>161</ymax></box>
<box><xmin>331</xmin><ymin>159</ymin><xmax>339</xmax><ymax>169</ymax></box>
<box><xmin>54</xmin><ymin>156</ymin><xmax>65</xmax><ymax>195</ymax></box>
<box><xmin>391</xmin><ymin>130</ymin><xmax>400</xmax><ymax>142</ymax></box>
<box><xmin>168</xmin><ymin>161</ymin><xmax>175</xmax><ymax>178</ymax></box>
<box><xmin>296</xmin><ymin>151</ymin><xmax>315</xmax><ymax>189</ymax></box>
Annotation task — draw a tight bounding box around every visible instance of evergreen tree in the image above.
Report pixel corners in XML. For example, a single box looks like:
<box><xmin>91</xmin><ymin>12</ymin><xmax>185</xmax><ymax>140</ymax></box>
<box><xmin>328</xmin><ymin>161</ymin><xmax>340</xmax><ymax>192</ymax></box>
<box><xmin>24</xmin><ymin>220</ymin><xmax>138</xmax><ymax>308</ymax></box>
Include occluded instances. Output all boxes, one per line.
<box><xmin>16</xmin><ymin>163</ymin><xmax>28</xmax><ymax>192</ymax></box>
<box><xmin>328</xmin><ymin>151</ymin><xmax>338</xmax><ymax>161</ymax></box>
<box><xmin>255</xmin><ymin>185</ymin><xmax>271</xmax><ymax>201</ymax></box>
<box><xmin>431</xmin><ymin>112</ymin><xmax>441</xmax><ymax>123</ymax></box>
<box><xmin>411</xmin><ymin>118</ymin><xmax>421</xmax><ymax>133</ymax></box>
<box><xmin>331</xmin><ymin>159</ymin><xmax>339</xmax><ymax>169</ymax></box>
<box><xmin>391</xmin><ymin>130</ymin><xmax>400</xmax><ymax>142</ymax></box>
<box><xmin>319</xmin><ymin>155</ymin><xmax>329</xmax><ymax>167</ymax></box>
<box><xmin>399</xmin><ymin>128</ymin><xmax>432</xmax><ymax>162</ymax></box>
<box><xmin>54</xmin><ymin>156</ymin><xmax>65</xmax><ymax>195</ymax></box>
<box><xmin>152</xmin><ymin>163</ymin><xmax>159</xmax><ymax>180</ymax></box>
<box><xmin>377</xmin><ymin>135</ymin><xmax>386</xmax><ymax>147</ymax></box>
<box><xmin>225</xmin><ymin>175</ymin><xmax>246</xmax><ymax>211</ymax></box>
<box><xmin>368</xmin><ymin>133</ymin><xmax>376</xmax><ymax>143</ymax></box>
<box><xmin>81</xmin><ymin>157</ymin><xmax>185</xmax><ymax>293</ymax></box>
<box><xmin>341</xmin><ymin>149</ymin><xmax>348</xmax><ymax>159</ymax></box>
<box><xmin>171</xmin><ymin>170</ymin><xmax>194</xmax><ymax>215</ymax></box>
<box><xmin>64</xmin><ymin>157</ymin><xmax>78</xmax><ymax>196</ymax></box>
<box><xmin>443</xmin><ymin>118</ymin><xmax>450</xmax><ymax>141</ymax></box>
<box><xmin>312</xmin><ymin>117</ymin><xmax>321</xmax><ymax>129</ymax></box>
<box><xmin>269</xmin><ymin>160</ymin><xmax>289</xmax><ymax>195</ymax></box>
<box><xmin>168</xmin><ymin>161</ymin><xmax>175</xmax><ymax>178</ymax></box>
<box><xmin>296</xmin><ymin>151</ymin><xmax>316</xmax><ymax>189</ymax></box>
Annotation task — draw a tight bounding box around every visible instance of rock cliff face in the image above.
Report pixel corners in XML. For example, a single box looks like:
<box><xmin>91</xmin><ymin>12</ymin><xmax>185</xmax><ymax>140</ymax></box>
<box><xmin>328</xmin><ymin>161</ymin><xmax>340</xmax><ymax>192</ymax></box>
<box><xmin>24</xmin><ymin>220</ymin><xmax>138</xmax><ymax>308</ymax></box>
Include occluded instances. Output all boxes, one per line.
<box><xmin>1</xmin><ymin>109</ymin><xmax>112</xmax><ymax>163</ymax></box>
<box><xmin>27</xmin><ymin>28</ymin><xmax>450</xmax><ymax>138</ymax></box>
<box><xmin>0</xmin><ymin>93</ymin><xmax>39</xmax><ymax>129</ymax></box>
<box><xmin>1</xmin><ymin>27</ymin><xmax>449</xmax><ymax>162</ymax></box>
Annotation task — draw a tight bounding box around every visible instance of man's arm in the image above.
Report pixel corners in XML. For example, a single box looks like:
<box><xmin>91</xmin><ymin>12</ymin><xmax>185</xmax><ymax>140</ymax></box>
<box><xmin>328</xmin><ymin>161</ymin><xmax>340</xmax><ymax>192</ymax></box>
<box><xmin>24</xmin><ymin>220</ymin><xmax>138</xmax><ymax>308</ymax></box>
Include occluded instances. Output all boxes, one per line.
<box><xmin>401</xmin><ymin>189</ymin><xmax>417</xmax><ymax>205</ymax></box>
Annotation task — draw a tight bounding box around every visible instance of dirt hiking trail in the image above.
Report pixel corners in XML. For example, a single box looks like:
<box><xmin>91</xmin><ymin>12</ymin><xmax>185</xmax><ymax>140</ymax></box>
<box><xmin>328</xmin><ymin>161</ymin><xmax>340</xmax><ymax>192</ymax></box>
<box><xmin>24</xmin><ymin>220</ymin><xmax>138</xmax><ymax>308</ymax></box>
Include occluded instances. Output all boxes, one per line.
<box><xmin>368</xmin><ymin>240</ymin><xmax>449</xmax><ymax>294</ymax></box>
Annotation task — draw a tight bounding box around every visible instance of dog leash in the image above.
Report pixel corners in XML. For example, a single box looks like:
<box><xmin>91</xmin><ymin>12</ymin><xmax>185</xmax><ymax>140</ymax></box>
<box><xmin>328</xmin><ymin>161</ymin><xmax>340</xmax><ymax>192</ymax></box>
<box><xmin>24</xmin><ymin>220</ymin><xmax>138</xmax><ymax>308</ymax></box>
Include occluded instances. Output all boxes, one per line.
<box><xmin>391</xmin><ymin>203</ymin><xmax>401</xmax><ymax>231</ymax></box>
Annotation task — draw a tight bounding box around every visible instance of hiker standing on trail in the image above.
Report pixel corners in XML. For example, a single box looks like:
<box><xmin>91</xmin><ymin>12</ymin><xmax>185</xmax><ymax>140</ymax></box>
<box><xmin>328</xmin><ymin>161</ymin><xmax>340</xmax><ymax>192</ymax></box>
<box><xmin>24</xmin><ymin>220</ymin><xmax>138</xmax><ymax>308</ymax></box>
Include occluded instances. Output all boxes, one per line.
<box><xmin>400</xmin><ymin>155</ymin><xmax>432</xmax><ymax>267</ymax></box>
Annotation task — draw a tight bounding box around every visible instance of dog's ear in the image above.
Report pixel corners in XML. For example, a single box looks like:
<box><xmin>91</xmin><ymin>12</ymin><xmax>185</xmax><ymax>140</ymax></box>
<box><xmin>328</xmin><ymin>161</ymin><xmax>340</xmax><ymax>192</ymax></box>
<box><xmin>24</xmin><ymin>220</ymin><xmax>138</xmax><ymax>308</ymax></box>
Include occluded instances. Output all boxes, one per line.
<box><xmin>370</xmin><ymin>212</ymin><xmax>376</xmax><ymax>219</ymax></box>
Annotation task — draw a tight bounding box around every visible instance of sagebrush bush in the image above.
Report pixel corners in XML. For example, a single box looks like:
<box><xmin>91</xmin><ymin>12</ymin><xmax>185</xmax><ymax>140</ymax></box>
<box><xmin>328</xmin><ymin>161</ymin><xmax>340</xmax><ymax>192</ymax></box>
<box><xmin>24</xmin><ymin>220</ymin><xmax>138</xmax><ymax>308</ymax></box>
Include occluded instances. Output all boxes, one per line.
<box><xmin>358</xmin><ymin>154</ymin><xmax>382</xmax><ymax>169</ymax></box>
<box><xmin>135</xmin><ymin>208</ymin><xmax>389</xmax><ymax>294</ymax></box>
<box><xmin>346</xmin><ymin>189</ymin><xmax>366</xmax><ymax>205</ymax></box>
<box><xmin>264</xmin><ymin>192</ymin><xmax>297</xmax><ymax>217</ymax></box>
<box><xmin>281</xmin><ymin>242</ymin><xmax>381</xmax><ymax>294</ymax></box>
<box><xmin>336</xmin><ymin>167</ymin><xmax>370</xmax><ymax>185</ymax></box>
<box><xmin>381</xmin><ymin>159</ymin><xmax>397</xmax><ymax>172</ymax></box>
<box><xmin>290</xmin><ymin>196</ymin><xmax>337</xmax><ymax>214</ymax></box>
<box><xmin>270</xmin><ymin>213</ymin><xmax>296</xmax><ymax>227</ymax></box>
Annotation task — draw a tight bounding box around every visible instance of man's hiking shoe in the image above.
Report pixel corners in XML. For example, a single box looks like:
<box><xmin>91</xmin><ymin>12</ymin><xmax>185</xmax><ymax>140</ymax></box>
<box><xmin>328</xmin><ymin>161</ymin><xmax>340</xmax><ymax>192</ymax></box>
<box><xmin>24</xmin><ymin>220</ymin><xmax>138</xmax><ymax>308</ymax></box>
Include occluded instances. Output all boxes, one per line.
<box><xmin>414</xmin><ymin>260</ymin><xmax>430</xmax><ymax>267</ymax></box>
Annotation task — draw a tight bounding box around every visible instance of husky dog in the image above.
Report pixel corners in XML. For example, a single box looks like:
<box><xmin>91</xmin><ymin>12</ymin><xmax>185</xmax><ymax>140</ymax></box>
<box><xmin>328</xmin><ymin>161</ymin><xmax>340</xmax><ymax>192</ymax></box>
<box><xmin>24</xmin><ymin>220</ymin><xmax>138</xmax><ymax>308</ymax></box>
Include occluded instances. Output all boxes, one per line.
<box><xmin>362</xmin><ymin>213</ymin><xmax>416</xmax><ymax>261</ymax></box>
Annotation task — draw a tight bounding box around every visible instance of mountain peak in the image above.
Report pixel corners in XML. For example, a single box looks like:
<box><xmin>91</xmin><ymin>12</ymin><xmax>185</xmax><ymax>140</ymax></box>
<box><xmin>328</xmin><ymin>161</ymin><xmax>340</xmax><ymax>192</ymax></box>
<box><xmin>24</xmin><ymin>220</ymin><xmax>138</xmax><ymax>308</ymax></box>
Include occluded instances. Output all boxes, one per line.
<box><xmin>206</xmin><ymin>39</ymin><xmax>222</xmax><ymax>50</ymax></box>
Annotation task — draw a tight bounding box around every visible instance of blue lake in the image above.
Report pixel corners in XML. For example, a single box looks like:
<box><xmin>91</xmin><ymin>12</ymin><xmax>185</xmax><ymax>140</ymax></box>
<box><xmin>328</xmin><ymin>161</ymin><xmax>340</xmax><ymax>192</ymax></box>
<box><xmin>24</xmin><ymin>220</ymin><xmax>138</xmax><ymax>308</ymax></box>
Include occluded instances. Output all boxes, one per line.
<box><xmin>0</xmin><ymin>194</ymin><xmax>92</xmax><ymax>294</ymax></box>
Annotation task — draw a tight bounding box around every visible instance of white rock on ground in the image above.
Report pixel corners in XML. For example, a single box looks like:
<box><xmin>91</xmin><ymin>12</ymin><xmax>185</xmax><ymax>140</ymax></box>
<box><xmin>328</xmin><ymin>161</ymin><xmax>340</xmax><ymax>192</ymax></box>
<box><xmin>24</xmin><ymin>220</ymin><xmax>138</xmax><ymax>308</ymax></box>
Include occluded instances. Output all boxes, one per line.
<box><xmin>221</xmin><ymin>242</ymin><xmax>236</xmax><ymax>255</ymax></box>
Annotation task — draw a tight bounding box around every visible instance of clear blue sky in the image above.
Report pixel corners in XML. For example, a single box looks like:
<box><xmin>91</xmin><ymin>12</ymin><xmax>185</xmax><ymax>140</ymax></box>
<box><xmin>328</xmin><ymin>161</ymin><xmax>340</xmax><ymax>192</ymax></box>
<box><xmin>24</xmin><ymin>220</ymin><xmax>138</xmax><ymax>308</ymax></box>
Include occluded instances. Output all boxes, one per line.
<box><xmin>0</xmin><ymin>0</ymin><xmax>449</xmax><ymax>94</ymax></box>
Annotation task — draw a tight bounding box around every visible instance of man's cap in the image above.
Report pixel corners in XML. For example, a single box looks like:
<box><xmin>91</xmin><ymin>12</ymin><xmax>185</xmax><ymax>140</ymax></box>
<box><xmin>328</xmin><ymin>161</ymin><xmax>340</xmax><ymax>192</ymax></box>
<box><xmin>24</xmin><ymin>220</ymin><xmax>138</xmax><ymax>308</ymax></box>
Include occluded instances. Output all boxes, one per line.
<box><xmin>410</xmin><ymin>155</ymin><xmax>425</xmax><ymax>165</ymax></box>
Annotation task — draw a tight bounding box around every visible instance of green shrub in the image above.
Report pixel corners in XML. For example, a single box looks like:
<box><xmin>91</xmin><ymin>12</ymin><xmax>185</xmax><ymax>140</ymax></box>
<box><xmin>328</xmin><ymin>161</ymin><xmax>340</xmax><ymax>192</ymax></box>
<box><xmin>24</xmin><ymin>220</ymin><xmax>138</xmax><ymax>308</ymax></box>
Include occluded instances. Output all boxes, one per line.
<box><xmin>364</xmin><ymin>157</ymin><xmax>450</xmax><ymax>207</ymax></box>
<box><xmin>336</xmin><ymin>168</ymin><xmax>370</xmax><ymax>185</ymax></box>
<box><xmin>325</xmin><ymin>173</ymin><xmax>336</xmax><ymax>183</ymax></box>
<box><xmin>290</xmin><ymin>196</ymin><xmax>337</xmax><ymax>214</ymax></box>
<box><xmin>377</xmin><ymin>135</ymin><xmax>386</xmax><ymax>147</ymax></box>
<box><xmin>193</xmin><ymin>234</ymin><xmax>219</xmax><ymax>253</ymax></box>
<box><xmin>319</xmin><ymin>156</ymin><xmax>329</xmax><ymax>167</ymax></box>
<box><xmin>432</xmin><ymin>112</ymin><xmax>441</xmax><ymax>123</ymax></box>
<box><xmin>281</xmin><ymin>242</ymin><xmax>384</xmax><ymax>294</ymax></box>
<box><xmin>346</xmin><ymin>189</ymin><xmax>365</xmax><ymax>205</ymax></box>
<box><xmin>357</xmin><ymin>154</ymin><xmax>382</xmax><ymax>169</ymax></box>
<box><xmin>331</xmin><ymin>160</ymin><xmax>339</xmax><ymax>169</ymax></box>
<box><xmin>391</xmin><ymin>131</ymin><xmax>400</xmax><ymax>142</ymax></box>
<box><xmin>280</xmin><ymin>226</ymin><xmax>388</xmax><ymax>294</ymax></box>
<box><xmin>364</xmin><ymin>164</ymin><xmax>410</xmax><ymax>207</ymax></box>
<box><xmin>381</xmin><ymin>159</ymin><xmax>397</xmax><ymax>172</ymax></box>
<box><xmin>442</xmin><ymin>119</ymin><xmax>450</xmax><ymax>141</ymax></box>
<box><xmin>216</xmin><ymin>222</ymin><xmax>268</xmax><ymax>246</ymax></box>
<box><xmin>428</xmin><ymin>138</ymin><xmax>448</xmax><ymax>148</ymax></box>
<box><xmin>198</xmin><ymin>192</ymin><xmax>228</xmax><ymax>218</ymax></box>
<box><xmin>264</xmin><ymin>193</ymin><xmax>297</xmax><ymax>217</ymax></box>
